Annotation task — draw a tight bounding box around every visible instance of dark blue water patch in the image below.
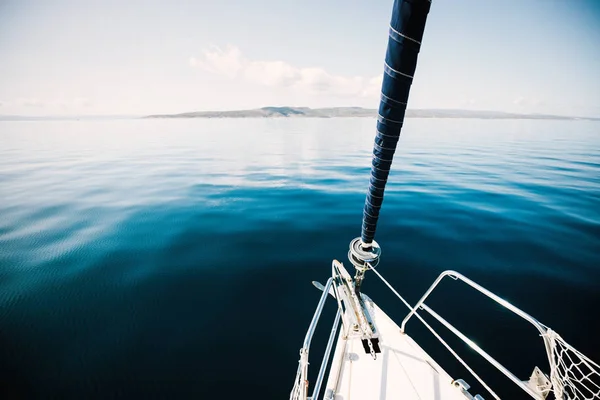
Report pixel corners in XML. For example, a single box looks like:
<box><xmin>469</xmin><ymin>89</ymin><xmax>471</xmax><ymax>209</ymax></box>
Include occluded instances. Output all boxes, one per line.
<box><xmin>0</xmin><ymin>243</ymin><xmax>345</xmax><ymax>398</ymax></box>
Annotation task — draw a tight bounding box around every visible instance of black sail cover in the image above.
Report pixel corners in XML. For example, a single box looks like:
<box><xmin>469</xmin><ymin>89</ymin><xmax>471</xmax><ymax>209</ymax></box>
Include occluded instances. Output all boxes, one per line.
<box><xmin>361</xmin><ymin>0</ymin><xmax>431</xmax><ymax>245</ymax></box>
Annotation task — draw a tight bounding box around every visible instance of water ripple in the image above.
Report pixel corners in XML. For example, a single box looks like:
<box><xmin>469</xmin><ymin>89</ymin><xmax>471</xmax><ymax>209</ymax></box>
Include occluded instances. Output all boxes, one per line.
<box><xmin>0</xmin><ymin>118</ymin><xmax>599</xmax><ymax>398</ymax></box>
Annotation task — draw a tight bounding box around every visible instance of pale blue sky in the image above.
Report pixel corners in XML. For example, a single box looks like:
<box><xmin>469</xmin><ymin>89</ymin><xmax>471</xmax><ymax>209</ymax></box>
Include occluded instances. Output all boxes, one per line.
<box><xmin>1</xmin><ymin>0</ymin><xmax>599</xmax><ymax>116</ymax></box>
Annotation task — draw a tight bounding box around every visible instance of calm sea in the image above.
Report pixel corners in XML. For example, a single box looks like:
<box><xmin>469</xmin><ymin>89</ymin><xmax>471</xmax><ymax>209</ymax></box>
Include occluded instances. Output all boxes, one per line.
<box><xmin>1</xmin><ymin>118</ymin><xmax>599</xmax><ymax>398</ymax></box>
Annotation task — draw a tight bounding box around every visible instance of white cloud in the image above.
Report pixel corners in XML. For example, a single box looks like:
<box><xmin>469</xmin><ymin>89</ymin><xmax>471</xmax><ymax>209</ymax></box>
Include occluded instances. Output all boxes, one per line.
<box><xmin>189</xmin><ymin>45</ymin><xmax>244</xmax><ymax>79</ymax></box>
<box><xmin>1</xmin><ymin>97</ymin><xmax>92</xmax><ymax>110</ymax></box>
<box><xmin>512</xmin><ymin>96</ymin><xmax>526</xmax><ymax>106</ymax></box>
<box><xmin>72</xmin><ymin>97</ymin><xmax>92</xmax><ymax>107</ymax></box>
<box><xmin>17</xmin><ymin>98</ymin><xmax>45</xmax><ymax>107</ymax></box>
<box><xmin>48</xmin><ymin>97</ymin><xmax>93</xmax><ymax>109</ymax></box>
<box><xmin>530</xmin><ymin>98</ymin><xmax>545</xmax><ymax>107</ymax></box>
<box><xmin>190</xmin><ymin>45</ymin><xmax>381</xmax><ymax>98</ymax></box>
<box><xmin>458</xmin><ymin>98</ymin><xmax>478</xmax><ymax>108</ymax></box>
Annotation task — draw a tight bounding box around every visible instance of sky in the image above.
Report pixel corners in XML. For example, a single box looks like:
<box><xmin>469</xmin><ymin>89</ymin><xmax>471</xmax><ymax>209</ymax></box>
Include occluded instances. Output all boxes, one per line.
<box><xmin>1</xmin><ymin>0</ymin><xmax>599</xmax><ymax>117</ymax></box>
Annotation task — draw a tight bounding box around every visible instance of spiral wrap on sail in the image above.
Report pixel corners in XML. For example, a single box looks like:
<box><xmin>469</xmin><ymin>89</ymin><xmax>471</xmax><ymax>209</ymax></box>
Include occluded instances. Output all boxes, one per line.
<box><xmin>361</xmin><ymin>0</ymin><xmax>431</xmax><ymax>245</ymax></box>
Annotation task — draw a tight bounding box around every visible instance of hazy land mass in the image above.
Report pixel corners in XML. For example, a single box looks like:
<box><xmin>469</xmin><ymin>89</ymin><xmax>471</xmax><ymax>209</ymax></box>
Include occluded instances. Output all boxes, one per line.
<box><xmin>144</xmin><ymin>107</ymin><xmax>600</xmax><ymax>120</ymax></box>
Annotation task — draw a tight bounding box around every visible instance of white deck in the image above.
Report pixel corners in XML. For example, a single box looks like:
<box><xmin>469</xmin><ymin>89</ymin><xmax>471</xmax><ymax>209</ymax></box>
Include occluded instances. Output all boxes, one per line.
<box><xmin>324</xmin><ymin>298</ymin><xmax>471</xmax><ymax>400</ymax></box>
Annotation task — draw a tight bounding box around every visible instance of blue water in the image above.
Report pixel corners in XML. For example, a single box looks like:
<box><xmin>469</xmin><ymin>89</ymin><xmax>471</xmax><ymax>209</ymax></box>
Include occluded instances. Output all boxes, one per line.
<box><xmin>1</xmin><ymin>118</ymin><xmax>599</xmax><ymax>398</ymax></box>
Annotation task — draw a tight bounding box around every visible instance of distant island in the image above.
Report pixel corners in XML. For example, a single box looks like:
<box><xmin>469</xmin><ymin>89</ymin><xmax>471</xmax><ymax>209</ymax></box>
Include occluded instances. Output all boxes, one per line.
<box><xmin>144</xmin><ymin>107</ymin><xmax>600</xmax><ymax>120</ymax></box>
<box><xmin>145</xmin><ymin>107</ymin><xmax>375</xmax><ymax>119</ymax></box>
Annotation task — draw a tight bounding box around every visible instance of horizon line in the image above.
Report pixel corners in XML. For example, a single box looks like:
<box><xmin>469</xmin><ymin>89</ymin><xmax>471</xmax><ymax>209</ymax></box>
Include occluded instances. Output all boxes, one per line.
<box><xmin>1</xmin><ymin>107</ymin><xmax>600</xmax><ymax>121</ymax></box>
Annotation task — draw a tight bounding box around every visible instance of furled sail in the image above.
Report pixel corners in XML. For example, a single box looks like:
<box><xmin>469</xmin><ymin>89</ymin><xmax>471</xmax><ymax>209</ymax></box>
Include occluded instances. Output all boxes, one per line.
<box><xmin>361</xmin><ymin>0</ymin><xmax>431</xmax><ymax>245</ymax></box>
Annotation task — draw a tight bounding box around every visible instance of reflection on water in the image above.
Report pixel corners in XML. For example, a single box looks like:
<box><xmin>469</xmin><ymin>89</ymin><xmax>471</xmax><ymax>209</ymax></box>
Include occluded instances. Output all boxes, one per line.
<box><xmin>0</xmin><ymin>118</ymin><xmax>599</xmax><ymax>398</ymax></box>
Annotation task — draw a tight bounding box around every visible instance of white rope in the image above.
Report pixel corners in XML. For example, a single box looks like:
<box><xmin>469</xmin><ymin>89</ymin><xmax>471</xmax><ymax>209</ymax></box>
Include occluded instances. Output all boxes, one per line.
<box><xmin>545</xmin><ymin>329</ymin><xmax>600</xmax><ymax>399</ymax></box>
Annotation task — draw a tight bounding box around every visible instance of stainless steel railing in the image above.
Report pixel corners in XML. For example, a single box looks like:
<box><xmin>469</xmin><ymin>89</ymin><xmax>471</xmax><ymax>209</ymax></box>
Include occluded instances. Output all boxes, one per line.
<box><xmin>290</xmin><ymin>274</ymin><xmax>344</xmax><ymax>400</ymax></box>
<box><xmin>374</xmin><ymin>267</ymin><xmax>552</xmax><ymax>400</ymax></box>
